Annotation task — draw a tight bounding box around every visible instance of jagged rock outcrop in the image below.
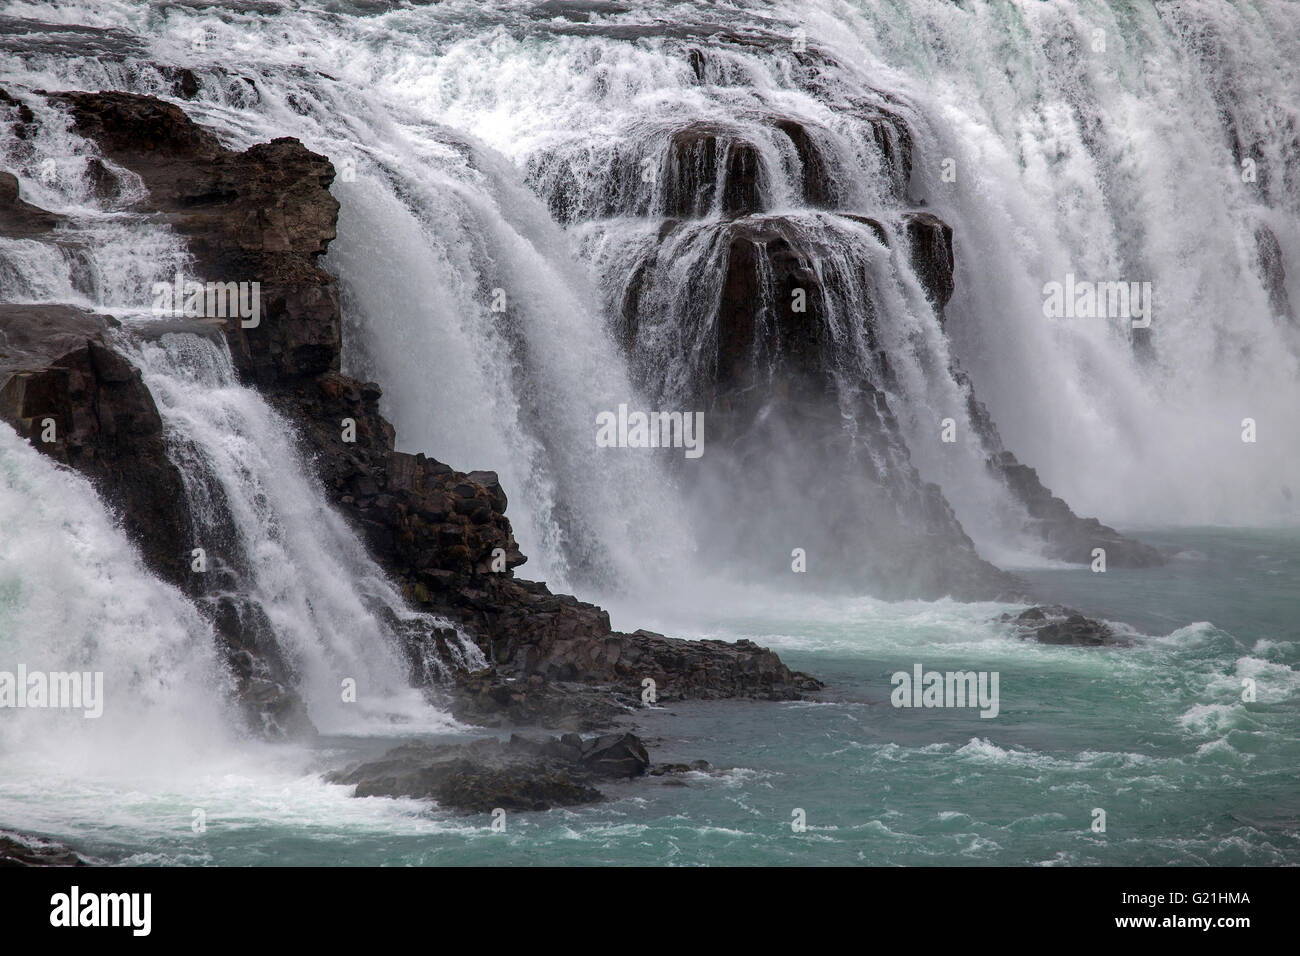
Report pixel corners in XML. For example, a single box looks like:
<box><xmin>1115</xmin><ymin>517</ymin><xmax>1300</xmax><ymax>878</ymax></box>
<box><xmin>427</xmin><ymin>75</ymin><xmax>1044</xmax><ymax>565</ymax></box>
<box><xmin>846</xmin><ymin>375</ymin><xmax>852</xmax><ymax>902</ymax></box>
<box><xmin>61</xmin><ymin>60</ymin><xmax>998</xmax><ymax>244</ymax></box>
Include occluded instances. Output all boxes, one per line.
<box><xmin>955</xmin><ymin>371</ymin><xmax>1164</xmax><ymax>568</ymax></box>
<box><xmin>0</xmin><ymin>169</ymin><xmax>59</xmax><ymax>235</ymax></box>
<box><xmin>773</xmin><ymin>118</ymin><xmax>835</xmax><ymax>207</ymax></box>
<box><xmin>902</xmin><ymin>211</ymin><xmax>955</xmax><ymax>310</ymax></box>
<box><xmin>0</xmin><ymin>304</ymin><xmax>194</xmax><ymax>584</ymax></box>
<box><xmin>0</xmin><ymin>306</ymin><xmax>311</xmax><ymax>736</ymax></box>
<box><xmin>619</xmin><ymin>210</ymin><xmax>1022</xmax><ymax>600</ymax></box>
<box><xmin>990</xmin><ymin>451</ymin><xmax>1165</xmax><ymax>568</ymax></box>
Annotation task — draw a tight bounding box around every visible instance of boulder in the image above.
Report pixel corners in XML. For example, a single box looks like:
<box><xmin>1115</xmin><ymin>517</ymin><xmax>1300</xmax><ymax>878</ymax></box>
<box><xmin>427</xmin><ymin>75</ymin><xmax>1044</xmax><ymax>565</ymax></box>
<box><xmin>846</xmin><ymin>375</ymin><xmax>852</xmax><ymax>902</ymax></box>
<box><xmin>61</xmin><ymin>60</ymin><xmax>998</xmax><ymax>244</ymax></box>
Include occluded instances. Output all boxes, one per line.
<box><xmin>0</xmin><ymin>830</ymin><xmax>86</xmax><ymax>867</ymax></box>
<box><xmin>999</xmin><ymin>605</ymin><xmax>1124</xmax><ymax>646</ymax></box>
<box><xmin>327</xmin><ymin>731</ymin><xmax>655</xmax><ymax>812</ymax></box>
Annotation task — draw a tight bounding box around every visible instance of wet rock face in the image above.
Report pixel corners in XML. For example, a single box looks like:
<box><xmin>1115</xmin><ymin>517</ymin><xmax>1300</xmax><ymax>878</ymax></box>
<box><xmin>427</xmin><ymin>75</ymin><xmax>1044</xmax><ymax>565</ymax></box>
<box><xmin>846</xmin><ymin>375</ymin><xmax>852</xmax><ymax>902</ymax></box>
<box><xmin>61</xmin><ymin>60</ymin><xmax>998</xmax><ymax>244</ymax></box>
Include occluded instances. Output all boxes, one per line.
<box><xmin>326</xmin><ymin>731</ymin><xmax>652</xmax><ymax>812</ymax></box>
<box><xmin>859</xmin><ymin>104</ymin><xmax>913</xmax><ymax>200</ymax></box>
<box><xmin>618</xmin><ymin>211</ymin><xmax>1021</xmax><ymax>600</ymax></box>
<box><xmin>58</xmin><ymin>91</ymin><xmax>342</xmax><ymax>385</ymax></box>
<box><xmin>0</xmin><ymin>87</ymin><xmax>37</xmax><ymax>139</ymax></box>
<box><xmin>664</xmin><ymin>123</ymin><xmax>764</xmax><ymax>217</ymax></box>
<box><xmin>532</xmin><ymin>112</ymin><xmax>877</xmax><ymax>224</ymax></box>
<box><xmin>715</xmin><ymin>216</ymin><xmax>827</xmax><ymax>403</ymax></box>
<box><xmin>989</xmin><ymin>451</ymin><xmax>1165</xmax><ymax>568</ymax></box>
<box><xmin>0</xmin><ymin>305</ymin><xmax>194</xmax><ymax>585</ymax></box>
<box><xmin>0</xmin><ymin>170</ymin><xmax>60</xmax><ymax>235</ymax></box>
<box><xmin>441</xmin><ymin>576</ymin><xmax>823</xmax><ymax>723</ymax></box>
<box><xmin>773</xmin><ymin>118</ymin><xmax>835</xmax><ymax>207</ymax></box>
<box><xmin>267</xmin><ymin>371</ymin><xmax>526</xmax><ymax>593</ymax></box>
<box><xmin>0</xmin><ymin>306</ymin><xmax>313</xmax><ymax>736</ymax></box>
<box><xmin>903</xmin><ymin>212</ymin><xmax>955</xmax><ymax>310</ymax></box>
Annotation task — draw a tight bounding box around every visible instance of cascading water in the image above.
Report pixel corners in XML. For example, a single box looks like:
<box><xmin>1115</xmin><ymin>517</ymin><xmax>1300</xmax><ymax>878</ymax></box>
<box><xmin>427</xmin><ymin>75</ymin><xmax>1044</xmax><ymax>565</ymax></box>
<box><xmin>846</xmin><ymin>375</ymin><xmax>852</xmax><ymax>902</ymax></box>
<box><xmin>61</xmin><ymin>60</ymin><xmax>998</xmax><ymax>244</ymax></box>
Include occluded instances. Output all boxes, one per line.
<box><xmin>0</xmin><ymin>0</ymin><xmax>1297</xmax><ymax>867</ymax></box>
<box><xmin>131</xmin><ymin>332</ymin><xmax>484</xmax><ymax>732</ymax></box>
<box><xmin>0</xmin><ymin>87</ymin><xmax>480</xmax><ymax>742</ymax></box>
<box><xmin>11</xmin><ymin>0</ymin><xmax>1283</xmax><ymax>599</ymax></box>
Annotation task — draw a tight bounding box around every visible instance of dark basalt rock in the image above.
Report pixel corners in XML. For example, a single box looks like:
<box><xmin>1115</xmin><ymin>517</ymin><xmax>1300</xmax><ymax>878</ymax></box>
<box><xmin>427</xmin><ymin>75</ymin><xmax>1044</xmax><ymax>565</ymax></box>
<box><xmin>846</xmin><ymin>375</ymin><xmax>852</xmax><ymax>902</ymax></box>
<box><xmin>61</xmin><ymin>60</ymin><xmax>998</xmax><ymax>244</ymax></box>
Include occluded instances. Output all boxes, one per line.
<box><xmin>648</xmin><ymin>760</ymin><xmax>712</xmax><ymax>775</ymax></box>
<box><xmin>0</xmin><ymin>86</ymin><xmax>38</xmax><ymax>140</ymax></box>
<box><xmin>326</xmin><ymin>731</ymin><xmax>652</xmax><ymax>812</ymax></box>
<box><xmin>620</xmin><ymin>212</ymin><xmax>1021</xmax><ymax>600</ymax></box>
<box><xmin>529</xmin><ymin>0</ymin><xmax>632</xmax><ymax>21</ymax></box>
<box><xmin>0</xmin><ymin>830</ymin><xmax>86</xmax><ymax>867</ymax></box>
<box><xmin>948</xmin><ymin>368</ymin><xmax>1164</xmax><ymax>569</ymax></box>
<box><xmin>0</xmin><ymin>190</ymin><xmax>311</xmax><ymax>737</ymax></box>
<box><xmin>844</xmin><ymin>101</ymin><xmax>913</xmax><ymax>201</ymax></box>
<box><xmin>903</xmin><ymin>211</ymin><xmax>955</xmax><ymax>311</ymax></box>
<box><xmin>458</xmin><ymin>578</ymin><xmax>824</xmax><ymax>702</ymax></box>
<box><xmin>714</xmin><ymin>215</ymin><xmax>825</xmax><ymax>401</ymax></box>
<box><xmin>841</xmin><ymin>213</ymin><xmax>887</xmax><ymax>245</ymax></box>
<box><xmin>773</xmin><ymin>118</ymin><xmax>835</xmax><ymax>207</ymax></box>
<box><xmin>446</xmin><ymin>671</ymin><xmax>633</xmax><ymax>731</ymax></box>
<box><xmin>433</xmin><ymin>576</ymin><xmax>823</xmax><ymax>726</ymax></box>
<box><xmin>0</xmin><ymin>305</ymin><xmax>194</xmax><ymax>586</ymax></box>
<box><xmin>266</xmin><ymin>370</ymin><xmax>526</xmax><ymax>591</ymax></box>
<box><xmin>1000</xmin><ymin>605</ymin><xmax>1122</xmax><ymax>647</ymax></box>
<box><xmin>989</xmin><ymin>450</ymin><xmax>1165</xmax><ymax>568</ymax></box>
<box><xmin>41</xmin><ymin>92</ymin><xmax>351</xmax><ymax>732</ymax></box>
<box><xmin>0</xmin><ymin>170</ymin><xmax>60</xmax><ymax>236</ymax></box>
<box><xmin>531</xmin><ymin>108</ymin><xmax>901</xmax><ymax>224</ymax></box>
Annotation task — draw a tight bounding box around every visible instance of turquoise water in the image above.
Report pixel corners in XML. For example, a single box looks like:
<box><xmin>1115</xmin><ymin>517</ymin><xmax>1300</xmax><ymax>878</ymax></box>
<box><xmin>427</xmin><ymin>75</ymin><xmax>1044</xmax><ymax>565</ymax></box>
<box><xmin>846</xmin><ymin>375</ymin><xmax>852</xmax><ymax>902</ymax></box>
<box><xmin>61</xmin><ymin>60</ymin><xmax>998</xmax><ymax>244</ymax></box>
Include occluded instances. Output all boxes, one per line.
<box><xmin>5</xmin><ymin>528</ymin><xmax>1294</xmax><ymax>866</ymax></box>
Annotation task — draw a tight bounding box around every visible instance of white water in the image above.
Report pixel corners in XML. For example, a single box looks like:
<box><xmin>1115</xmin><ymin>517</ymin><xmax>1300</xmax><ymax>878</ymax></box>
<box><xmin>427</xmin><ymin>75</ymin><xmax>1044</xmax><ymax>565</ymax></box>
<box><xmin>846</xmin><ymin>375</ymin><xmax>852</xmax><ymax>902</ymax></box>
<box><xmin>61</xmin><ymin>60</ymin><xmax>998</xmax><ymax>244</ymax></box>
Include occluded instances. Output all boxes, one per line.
<box><xmin>0</xmin><ymin>0</ymin><xmax>1292</xmax><ymax>650</ymax></box>
<box><xmin>11</xmin><ymin>0</ymin><xmax>1280</xmax><ymax>573</ymax></box>
<box><xmin>0</xmin><ymin>88</ymin><xmax>478</xmax><ymax>753</ymax></box>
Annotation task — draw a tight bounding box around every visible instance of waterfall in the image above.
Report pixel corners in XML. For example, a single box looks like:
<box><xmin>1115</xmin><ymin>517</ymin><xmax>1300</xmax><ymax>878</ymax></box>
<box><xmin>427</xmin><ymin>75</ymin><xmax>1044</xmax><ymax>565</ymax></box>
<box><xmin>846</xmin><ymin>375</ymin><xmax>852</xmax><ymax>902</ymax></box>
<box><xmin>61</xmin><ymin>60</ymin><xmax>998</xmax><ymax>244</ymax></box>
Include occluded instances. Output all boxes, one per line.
<box><xmin>798</xmin><ymin>0</ymin><xmax>1300</xmax><ymax>527</ymax></box>
<box><xmin>0</xmin><ymin>423</ymin><xmax>234</xmax><ymax>772</ymax></box>
<box><xmin>2</xmin><ymin>0</ymin><xmax>1298</xmax><ymax>601</ymax></box>
<box><xmin>0</xmin><ymin>87</ymin><xmax>479</xmax><ymax>742</ymax></box>
<box><xmin>0</xmin><ymin>0</ymin><xmax>1295</xmax><ymax>869</ymax></box>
